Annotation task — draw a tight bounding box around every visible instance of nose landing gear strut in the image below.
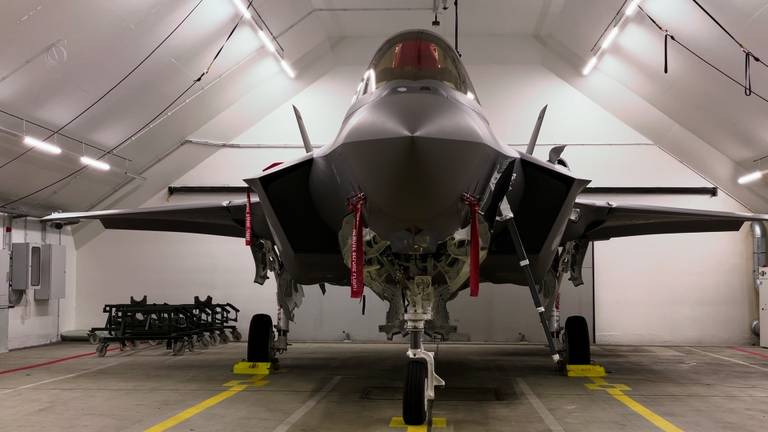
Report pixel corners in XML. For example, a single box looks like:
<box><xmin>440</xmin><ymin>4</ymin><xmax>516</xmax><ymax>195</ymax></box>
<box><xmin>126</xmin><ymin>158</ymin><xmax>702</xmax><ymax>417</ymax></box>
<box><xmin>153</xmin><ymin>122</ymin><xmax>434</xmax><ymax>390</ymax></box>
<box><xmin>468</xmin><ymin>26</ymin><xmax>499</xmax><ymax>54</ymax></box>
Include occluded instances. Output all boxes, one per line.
<box><xmin>402</xmin><ymin>276</ymin><xmax>445</xmax><ymax>426</ymax></box>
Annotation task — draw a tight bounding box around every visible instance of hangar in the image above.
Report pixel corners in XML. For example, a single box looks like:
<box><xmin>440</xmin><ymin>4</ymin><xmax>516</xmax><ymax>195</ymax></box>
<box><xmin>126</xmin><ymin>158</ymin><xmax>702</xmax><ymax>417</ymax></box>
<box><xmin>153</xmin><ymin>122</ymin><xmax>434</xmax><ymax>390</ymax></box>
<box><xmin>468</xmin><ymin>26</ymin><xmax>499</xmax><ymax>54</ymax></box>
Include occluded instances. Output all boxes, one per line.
<box><xmin>1</xmin><ymin>0</ymin><xmax>767</xmax><ymax>430</ymax></box>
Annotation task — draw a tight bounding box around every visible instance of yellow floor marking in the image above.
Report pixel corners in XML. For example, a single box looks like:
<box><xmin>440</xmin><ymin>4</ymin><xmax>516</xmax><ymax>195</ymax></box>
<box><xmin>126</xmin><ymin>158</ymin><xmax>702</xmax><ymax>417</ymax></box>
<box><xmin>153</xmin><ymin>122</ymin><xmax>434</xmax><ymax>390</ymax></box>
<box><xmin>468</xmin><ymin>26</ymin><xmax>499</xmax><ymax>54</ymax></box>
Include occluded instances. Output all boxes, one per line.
<box><xmin>389</xmin><ymin>416</ymin><xmax>447</xmax><ymax>431</ymax></box>
<box><xmin>586</xmin><ymin>377</ymin><xmax>683</xmax><ymax>432</ymax></box>
<box><xmin>144</xmin><ymin>375</ymin><xmax>267</xmax><ymax>432</ymax></box>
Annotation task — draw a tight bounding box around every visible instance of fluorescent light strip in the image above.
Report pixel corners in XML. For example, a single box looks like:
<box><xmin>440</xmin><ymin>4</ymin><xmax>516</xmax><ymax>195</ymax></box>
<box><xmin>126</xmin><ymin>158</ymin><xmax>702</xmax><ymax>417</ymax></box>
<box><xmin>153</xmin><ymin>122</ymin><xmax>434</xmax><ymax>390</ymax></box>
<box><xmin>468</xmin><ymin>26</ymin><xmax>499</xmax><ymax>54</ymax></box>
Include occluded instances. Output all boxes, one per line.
<box><xmin>80</xmin><ymin>156</ymin><xmax>110</xmax><ymax>171</ymax></box>
<box><xmin>582</xmin><ymin>56</ymin><xmax>598</xmax><ymax>75</ymax></box>
<box><xmin>625</xmin><ymin>0</ymin><xmax>642</xmax><ymax>17</ymax></box>
<box><xmin>257</xmin><ymin>30</ymin><xmax>276</xmax><ymax>53</ymax></box>
<box><xmin>738</xmin><ymin>170</ymin><xmax>763</xmax><ymax>184</ymax></box>
<box><xmin>601</xmin><ymin>26</ymin><xmax>620</xmax><ymax>50</ymax></box>
<box><xmin>280</xmin><ymin>59</ymin><xmax>295</xmax><ymax>78</ymax></box>
<box><xmin>23</xmin><ymin>136</ymin><xmax>62</xmax><ymax>154</ymax></box>
<box><xmin>231</xmin><ymin>0</ymin><xmax>251</xmax><ymax>19</ymax></box>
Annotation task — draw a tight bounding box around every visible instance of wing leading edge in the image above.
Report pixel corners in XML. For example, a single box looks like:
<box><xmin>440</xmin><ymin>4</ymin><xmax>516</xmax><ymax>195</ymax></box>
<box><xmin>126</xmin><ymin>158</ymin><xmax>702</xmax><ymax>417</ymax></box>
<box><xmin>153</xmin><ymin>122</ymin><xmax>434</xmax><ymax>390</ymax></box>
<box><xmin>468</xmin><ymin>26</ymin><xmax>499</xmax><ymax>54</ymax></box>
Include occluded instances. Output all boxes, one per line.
<box><xmin>41</xmin><ymin>199</ymin><xmax>272</xmax><ymax>240</ymax></box>
<box><xmin>564</xmin><ymin>199</ymin><xmax>768</xmax><ymax>242</ymax></box>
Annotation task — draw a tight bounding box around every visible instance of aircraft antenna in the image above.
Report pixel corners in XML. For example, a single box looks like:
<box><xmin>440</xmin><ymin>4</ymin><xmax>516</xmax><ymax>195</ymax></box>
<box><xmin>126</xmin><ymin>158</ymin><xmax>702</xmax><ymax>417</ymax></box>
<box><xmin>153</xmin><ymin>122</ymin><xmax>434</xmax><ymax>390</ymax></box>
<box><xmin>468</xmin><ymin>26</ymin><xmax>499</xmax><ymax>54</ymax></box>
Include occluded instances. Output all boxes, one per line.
<box><xmin>292</xmin><ymin>105</ymin><xmax>313</xmax><ymax>153</ymax></box>
<box><xmin>526</xmin><ymin>105</ymin><xmax>548</xmax><ymax>155</ymax></box>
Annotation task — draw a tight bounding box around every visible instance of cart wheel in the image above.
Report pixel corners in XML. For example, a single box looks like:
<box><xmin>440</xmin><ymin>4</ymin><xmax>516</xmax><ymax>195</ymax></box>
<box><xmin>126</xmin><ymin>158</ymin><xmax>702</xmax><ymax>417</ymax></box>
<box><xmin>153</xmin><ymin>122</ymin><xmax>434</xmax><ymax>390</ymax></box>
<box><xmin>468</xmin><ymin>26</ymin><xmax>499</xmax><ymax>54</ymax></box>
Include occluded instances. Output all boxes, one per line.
<box><xmin>231</xmin><ymin>329</ymin><xmax>242</xmax><ymax>342</ymax></box>
<box><xmin>148</xmin><ymin>340</ymin><xmax>160</xmax><ymax>346</ymax></box>
<box><xmin>172</xmin><ymin>340</ymin><xmax>185</xmax><ymax>356</ymax></box>
<box><xmin>210</xmin><ymin>333</ymin><xmax>220</xmax><ymax>346</ymax></box>
<box><xmin>188</xmin><ymin>337</ymin><xmax>196</xmax><ymax>352</ymax></box>
<box><xmin>128</xmin><ymin>339</ymin><xmax>138</xmax><ymax>349</ymax></box>
<box><xmin>88</xmin><ymin>332</ymin><xmax>100</xmax><ymax>345</ymax></box>
<box><xmin>199</xmin><ymin>335</ymin><xmax>210</xmax><ymax>348</ymax></box>
<box><xmin>220</xmin><ymin>331</ymin><xmax>230</xmax><ymax>344</ymax></box>
<box><xmin>96</xmin><ymin>343</ymin><xmax>108</xmax><ymax>358</ymax></box>
<box><xmin>119</xmin><ymin>341</ymin><xmax>127</xmax><ymax>352</ymax></box>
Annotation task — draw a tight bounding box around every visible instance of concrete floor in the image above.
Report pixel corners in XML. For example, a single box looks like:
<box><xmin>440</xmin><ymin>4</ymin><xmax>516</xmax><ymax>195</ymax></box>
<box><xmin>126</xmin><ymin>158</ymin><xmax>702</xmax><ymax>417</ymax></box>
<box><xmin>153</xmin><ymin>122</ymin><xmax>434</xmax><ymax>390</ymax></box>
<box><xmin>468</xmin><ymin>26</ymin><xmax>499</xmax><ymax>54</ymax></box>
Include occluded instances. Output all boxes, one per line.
<box><xmin>0</xmin><ymin>342</ymin><xmax>767</xmax><ymax>431</ymax></box>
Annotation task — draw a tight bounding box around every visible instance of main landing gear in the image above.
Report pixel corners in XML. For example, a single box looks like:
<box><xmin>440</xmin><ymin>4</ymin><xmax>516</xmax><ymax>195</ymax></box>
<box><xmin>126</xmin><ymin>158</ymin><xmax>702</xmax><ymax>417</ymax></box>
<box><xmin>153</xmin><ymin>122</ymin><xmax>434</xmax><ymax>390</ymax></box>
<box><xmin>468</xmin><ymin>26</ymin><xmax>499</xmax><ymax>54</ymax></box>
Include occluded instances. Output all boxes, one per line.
<box><xmin>402</xmin><ymin>276</ymin><xmax>445</xmax><ymax>426</ymax></box>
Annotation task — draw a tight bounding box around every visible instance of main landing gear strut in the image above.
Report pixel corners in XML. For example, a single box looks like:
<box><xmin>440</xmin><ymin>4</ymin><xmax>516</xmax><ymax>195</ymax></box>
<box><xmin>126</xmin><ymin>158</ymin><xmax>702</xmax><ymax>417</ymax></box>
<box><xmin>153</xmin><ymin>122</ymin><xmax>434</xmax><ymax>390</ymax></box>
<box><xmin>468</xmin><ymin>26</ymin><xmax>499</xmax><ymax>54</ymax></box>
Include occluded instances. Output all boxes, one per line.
<box><xmin>402</xmin><ymin>276</ymin><xmax>445</xmax><ymax>426</ymax></box>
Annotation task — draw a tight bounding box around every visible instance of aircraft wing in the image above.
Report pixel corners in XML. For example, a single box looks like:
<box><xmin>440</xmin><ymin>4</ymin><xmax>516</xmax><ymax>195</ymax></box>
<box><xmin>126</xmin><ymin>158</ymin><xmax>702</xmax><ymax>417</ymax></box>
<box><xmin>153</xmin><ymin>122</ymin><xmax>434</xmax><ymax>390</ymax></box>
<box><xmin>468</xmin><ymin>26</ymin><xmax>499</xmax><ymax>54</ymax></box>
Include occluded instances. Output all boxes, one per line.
<box><xmin>563</xmin><ymin>199</ymin><xmax>768</xmax><ymax>242</ymax></box>
<box><xmin>41</xmin><ymin>199</ymin><xmax>272</xmax><ymax>240</ymax></box>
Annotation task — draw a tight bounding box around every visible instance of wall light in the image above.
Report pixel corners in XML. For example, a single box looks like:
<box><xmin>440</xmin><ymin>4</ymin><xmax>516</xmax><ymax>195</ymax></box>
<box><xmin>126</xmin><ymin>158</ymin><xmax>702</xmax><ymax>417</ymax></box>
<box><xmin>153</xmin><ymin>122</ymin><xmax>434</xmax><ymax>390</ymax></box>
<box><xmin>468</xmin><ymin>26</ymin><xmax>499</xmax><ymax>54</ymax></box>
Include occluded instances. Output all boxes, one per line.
<box><xmin>738</xmin><ymin>170</ymin><xmax>763</xmax><ymax>184</ymax></box>
<box><xmin>23</xmin><ymin>136</ymin><xmax>62</xmax><ymax>155</ymax></box>
<box><xmin>80</xmin><ymin>156</ymin><xmax>110</xmax><ymax>171</ymax></box>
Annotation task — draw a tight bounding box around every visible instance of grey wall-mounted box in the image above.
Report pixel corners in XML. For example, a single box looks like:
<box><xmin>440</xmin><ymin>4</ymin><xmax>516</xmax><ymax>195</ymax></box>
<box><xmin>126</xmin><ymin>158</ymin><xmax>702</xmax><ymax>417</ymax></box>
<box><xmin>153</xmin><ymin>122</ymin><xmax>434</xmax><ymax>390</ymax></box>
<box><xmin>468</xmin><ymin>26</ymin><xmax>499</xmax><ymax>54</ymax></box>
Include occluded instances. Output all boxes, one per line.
<box><xmin>35</xmin><ymin>244</ymin><xmax>66</xmax><ymax>301</ymax></box>
<box><xmin>11</xmin><ymin>243</ymin><xmax>66</xmax><ymax>300</ymax></box>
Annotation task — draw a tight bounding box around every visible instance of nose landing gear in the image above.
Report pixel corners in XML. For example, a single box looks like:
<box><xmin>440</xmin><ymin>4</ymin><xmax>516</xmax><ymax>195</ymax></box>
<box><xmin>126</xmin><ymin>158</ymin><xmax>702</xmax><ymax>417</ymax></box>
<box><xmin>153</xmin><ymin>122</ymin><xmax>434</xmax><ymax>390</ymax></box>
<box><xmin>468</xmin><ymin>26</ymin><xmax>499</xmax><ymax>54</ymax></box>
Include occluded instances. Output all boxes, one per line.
<box><xmin>402</xmin><ymin>276</ymin><xmax>445</xmax><ymax>426</ymax></box>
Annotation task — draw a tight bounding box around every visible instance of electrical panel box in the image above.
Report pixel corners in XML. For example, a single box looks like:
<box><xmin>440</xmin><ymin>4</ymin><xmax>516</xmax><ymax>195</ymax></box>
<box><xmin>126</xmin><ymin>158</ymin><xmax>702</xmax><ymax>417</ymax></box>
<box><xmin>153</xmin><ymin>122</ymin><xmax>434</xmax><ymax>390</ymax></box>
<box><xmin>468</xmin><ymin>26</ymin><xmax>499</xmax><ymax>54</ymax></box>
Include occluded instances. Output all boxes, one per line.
<box><xmin>0</xmin><ymin>250</ymin><xmax>8</xmax><ymax>305</ymax></box>
<box><xmin>760</xmin><ymin>266</ymin><xmax>768</xmax><ymax>348</ymax></box>
<box><xmin>11</xmin><ymin>243</ymin><xmax>31</xmax><ymax>291</ymax></box>
<box><xmin>34</xmin><ymin>244</ymin><xmax>66</xmax><ymax>301</ymax></box>
<box><xmin>11</xmin><ymin>243</ymin><xmax>66</xmax><ymax>300</ymax></box>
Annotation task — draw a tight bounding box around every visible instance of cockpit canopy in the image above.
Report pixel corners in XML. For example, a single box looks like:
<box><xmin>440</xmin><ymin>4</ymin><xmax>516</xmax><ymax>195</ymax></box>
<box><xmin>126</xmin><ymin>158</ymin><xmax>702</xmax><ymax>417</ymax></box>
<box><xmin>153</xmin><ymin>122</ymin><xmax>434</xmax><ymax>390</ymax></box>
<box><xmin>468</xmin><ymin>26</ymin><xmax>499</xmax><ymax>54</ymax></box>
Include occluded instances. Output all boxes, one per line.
<box><xmin>358</xmin><ymin>30</ymin><xmax>476</xmax><ymax>99</ymax></box>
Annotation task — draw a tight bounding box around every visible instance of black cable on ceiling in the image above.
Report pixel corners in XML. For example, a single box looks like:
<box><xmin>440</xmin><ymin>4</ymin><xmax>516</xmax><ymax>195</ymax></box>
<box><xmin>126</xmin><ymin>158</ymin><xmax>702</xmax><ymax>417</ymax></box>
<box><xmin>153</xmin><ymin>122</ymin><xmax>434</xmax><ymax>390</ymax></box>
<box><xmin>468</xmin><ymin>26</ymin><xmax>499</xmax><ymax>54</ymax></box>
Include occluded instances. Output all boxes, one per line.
<box><xmin>0</xmin><ymin>3</ymin><xmax>250</xmax><ymax>210</ymax></box>
<box><xmin>454</xmin><ymin>0</ymin><xmax>461</xmax><ymax>57</ymax></box>
<box><xmin>687</xmin><ymin>0</ymin><xmax>766</xmax><ymax>95</ymax></box>
<box><xmin>638</xmin><ymin>6</ymin><xmax>768</xmax><ymax>105</ymax></box>
<box><xmin>0</xmin><ymin>0</ymin><xmax>205</xmax><ymax>172</ymax></box>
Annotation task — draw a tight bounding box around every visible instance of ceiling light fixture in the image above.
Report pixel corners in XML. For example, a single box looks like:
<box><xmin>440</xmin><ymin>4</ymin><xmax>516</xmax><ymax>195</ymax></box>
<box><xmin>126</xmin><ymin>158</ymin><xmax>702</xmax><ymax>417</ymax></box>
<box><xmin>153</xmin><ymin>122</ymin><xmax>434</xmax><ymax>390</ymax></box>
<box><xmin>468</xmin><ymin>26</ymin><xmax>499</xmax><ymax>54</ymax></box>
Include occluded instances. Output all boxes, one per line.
<box><xmin>625</xmin><ymin>0</ymin><xmax>642</xmax><ymax>17</ymax></box>
<box><xmin>231</xmin><ymin>0</ymin><xmax>252</xmax><ymax>19</ymax></box>
<box><xmin>582</xmin><ymin>1</ymin><xmax>642</xmax><ymax>76</ymax></box>
<box><xmin>737</xmin><ymin>170</ymin><xmax>763</xmax><ymax>184</ymax></box>
<box><xmin>601</xmin><ymin>27</ymin><xmax>620</xmax><ymax>50</ymax></box>
<box><xmin>280</xmin><ymin>59</ymin><xmax>296</xmax><ymax>78</ymax></box>
<box><xmin>23</xmin><ymin>136</ymin><xmax>62</xmax><ymax>155</ymax></box>
<box><xmin>257</xmin><ymin>30</ymin><xmax>276</xmax><ymax>53</ymax></box>
<box><xmin>582</xmin><ymin>56</ymin><xmax>598</xmax><ymax>75</ymax></box>
<box><xmin>80</xmin><ymin>156</ymin><xmax>110</xmax><ymax>171</ymax></box>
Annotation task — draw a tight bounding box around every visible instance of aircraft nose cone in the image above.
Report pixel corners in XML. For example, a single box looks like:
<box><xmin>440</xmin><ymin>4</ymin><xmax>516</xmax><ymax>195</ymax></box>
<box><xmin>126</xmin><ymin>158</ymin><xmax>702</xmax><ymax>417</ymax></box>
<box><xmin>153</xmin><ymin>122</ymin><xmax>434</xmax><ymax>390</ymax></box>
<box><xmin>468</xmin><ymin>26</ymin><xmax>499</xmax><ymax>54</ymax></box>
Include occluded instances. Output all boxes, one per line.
<box><xmin>335</xmin><ymin>90</ymin><xmax>499</xmax><ymax>249</ymax></box>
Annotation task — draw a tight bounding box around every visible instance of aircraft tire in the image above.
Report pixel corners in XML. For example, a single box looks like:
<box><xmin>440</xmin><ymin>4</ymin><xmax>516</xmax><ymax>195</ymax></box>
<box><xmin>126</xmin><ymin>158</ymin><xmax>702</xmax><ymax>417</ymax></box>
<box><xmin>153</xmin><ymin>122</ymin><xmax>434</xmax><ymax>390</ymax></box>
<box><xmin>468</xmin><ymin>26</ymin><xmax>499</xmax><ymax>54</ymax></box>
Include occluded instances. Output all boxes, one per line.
<box><xmin>402</xmin><ymin>359</ymin><xmax>428</xmax><ymax>425</ymax></box>
<box><xmin>247</xmin><ymin>314</ymin><xmax>274</xmax><ymax>362</ymax></box>
<box><xmin>564</xmin><ymin>315</ymin><xmax>591</xmax><ymax>365</ymax></box>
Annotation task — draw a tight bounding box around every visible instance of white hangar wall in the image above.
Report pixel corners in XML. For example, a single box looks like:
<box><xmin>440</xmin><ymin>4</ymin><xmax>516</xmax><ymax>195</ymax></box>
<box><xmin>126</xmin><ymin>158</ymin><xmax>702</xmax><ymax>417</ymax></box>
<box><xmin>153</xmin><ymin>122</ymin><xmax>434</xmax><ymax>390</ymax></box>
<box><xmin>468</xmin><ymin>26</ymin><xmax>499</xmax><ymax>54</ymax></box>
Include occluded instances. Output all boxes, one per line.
<box><xmin>71</xmin><ymin>36</ymin><xmax>757</xmax><ymax>345</ymax></box>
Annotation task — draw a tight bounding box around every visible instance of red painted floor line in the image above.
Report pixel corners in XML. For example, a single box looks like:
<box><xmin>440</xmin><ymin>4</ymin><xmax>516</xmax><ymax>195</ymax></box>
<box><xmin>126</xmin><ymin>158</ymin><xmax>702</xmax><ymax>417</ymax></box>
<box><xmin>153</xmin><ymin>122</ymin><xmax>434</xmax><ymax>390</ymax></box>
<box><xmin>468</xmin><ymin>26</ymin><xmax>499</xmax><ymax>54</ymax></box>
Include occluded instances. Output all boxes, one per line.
<box><xmin>732</xmin><ymin>346</ymin><xmax>768</xmax><ymax>360</ymax></box>
<box><xmin>0</xmin><ymin>347</ymin><xmax>120</xmax><ymax>376</ymax></box>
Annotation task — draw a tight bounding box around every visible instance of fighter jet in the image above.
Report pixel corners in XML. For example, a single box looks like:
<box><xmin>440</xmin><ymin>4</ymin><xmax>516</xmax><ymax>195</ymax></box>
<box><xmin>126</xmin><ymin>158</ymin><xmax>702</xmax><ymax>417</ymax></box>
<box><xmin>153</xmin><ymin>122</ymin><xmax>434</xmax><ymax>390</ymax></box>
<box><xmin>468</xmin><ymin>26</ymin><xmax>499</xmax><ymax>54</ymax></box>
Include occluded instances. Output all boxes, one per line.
<box><xmin>44</xmin><ymin>30</ymin><xmax>768</xmax><ymax>425</ymax></box>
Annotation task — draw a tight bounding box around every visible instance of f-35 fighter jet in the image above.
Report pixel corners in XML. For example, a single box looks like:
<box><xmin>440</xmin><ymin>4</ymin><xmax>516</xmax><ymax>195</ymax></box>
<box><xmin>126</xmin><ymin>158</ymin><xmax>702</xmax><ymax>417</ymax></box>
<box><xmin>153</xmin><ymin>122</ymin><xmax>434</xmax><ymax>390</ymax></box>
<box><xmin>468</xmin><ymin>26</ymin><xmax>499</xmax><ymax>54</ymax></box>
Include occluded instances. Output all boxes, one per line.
<box><xmin>45</xmin><ymin>30</ymin><xmax>768</xmax><ymax>425</ymax></box>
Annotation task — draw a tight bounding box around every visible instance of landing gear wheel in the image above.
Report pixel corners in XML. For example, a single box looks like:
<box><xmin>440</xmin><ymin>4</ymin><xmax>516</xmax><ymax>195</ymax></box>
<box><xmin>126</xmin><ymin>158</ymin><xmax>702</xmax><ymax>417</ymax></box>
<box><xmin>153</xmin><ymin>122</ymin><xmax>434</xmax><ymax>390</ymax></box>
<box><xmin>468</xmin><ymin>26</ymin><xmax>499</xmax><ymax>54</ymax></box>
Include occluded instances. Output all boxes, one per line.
<box><xmin>96</xmin><ymin>343</ymin><xmax>108</xmax><ymax>357</ymax></box>
<box><xmin>247</xmin><ymin>314</ymin><xmax>274</xmax><ymax>363</ymax></box>
<box><xmin>231</xmin><ymin>329</ymin><xmax>242</xmax><ymax>342</ymax></box>
<box><xmin>563</xmin><ymin>315</ymin><xmax>591</xmax><ymax>365</ymax></box>
<box><xmin>402</xmin><ymin>359</ymin><xmax>429</xmax><ymax>426</ymax></box>
<box><xmin>172</xmin><ymin>339</ymin><xmax>186</xmax><ymax>356</ymax></box>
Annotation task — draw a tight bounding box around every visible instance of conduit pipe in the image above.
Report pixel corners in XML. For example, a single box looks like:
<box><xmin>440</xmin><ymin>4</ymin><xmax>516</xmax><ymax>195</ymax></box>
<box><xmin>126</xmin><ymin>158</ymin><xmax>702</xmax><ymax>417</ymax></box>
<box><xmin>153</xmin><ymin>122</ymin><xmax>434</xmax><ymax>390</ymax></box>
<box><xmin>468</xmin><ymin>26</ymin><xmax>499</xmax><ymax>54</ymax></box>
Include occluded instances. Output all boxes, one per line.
<box><xmin>751</xmin><ymin>221</ymin><xmax>766</xmax><ymax>337</ymax></box>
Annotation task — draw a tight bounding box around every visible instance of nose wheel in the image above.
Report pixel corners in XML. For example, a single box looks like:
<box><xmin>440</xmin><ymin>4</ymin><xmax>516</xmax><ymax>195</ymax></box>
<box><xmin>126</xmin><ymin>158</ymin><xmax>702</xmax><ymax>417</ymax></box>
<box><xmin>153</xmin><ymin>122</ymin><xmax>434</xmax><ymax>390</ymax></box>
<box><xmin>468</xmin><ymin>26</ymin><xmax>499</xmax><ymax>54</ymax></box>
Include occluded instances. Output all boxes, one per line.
<box><xmin>403</xmin><ymin>359</ymin><xmax>429</xmax><ymax>425</ymax></box>
<box><xmin>401</xmin><ymin>276</ymin><xmax>445</xmax><ymax>426</ymax></box>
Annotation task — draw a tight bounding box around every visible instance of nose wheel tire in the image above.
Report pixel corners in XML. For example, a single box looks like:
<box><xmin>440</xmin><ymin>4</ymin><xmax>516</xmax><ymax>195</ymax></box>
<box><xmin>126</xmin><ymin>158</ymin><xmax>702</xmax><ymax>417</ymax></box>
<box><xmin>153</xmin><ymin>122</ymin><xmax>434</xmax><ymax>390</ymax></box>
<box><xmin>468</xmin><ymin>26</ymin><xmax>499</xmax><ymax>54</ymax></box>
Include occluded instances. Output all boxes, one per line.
<box><xmin>247</xmin><ymin>314</ymin><xmax>275</xmax><ymax>363</ymax></box>
<box><xmin>403</xmin><ymin>359</ymin><xmax>429</xmax><ymax>426</ymax></box>
<box><xmin>563</xmin><ymin>315</ymin><xmax>591</xmax><ymax>365</ymax></box>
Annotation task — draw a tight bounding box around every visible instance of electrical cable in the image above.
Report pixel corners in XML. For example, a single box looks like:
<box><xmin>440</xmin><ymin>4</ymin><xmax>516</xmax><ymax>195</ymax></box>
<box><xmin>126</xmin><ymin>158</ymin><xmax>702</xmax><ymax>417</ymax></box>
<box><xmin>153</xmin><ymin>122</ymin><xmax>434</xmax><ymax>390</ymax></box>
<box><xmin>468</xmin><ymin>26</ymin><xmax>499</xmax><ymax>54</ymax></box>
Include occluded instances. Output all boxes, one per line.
<box><xmin>0</xmin><ymin>0</ymin><xmax>205</xmax><ymax>171</ymax></box>
<box><xmin>638</xmin><ymin>6</ymin><xmax>768</xmax><ymax>105</ymax></box>
<box><xmin>454</xmin><ymin>0</ymin><xmax>461</xmax><ymax>57</ymax></box>
<box><xmin>688</xmin><ymin>0</ymin><xmax>765</xmax><ymax>95</ymax></box>
<box><xmin>0</xmin><ymin>4</ymin><xmax>250</xmax><ymax>209</ymax></box>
